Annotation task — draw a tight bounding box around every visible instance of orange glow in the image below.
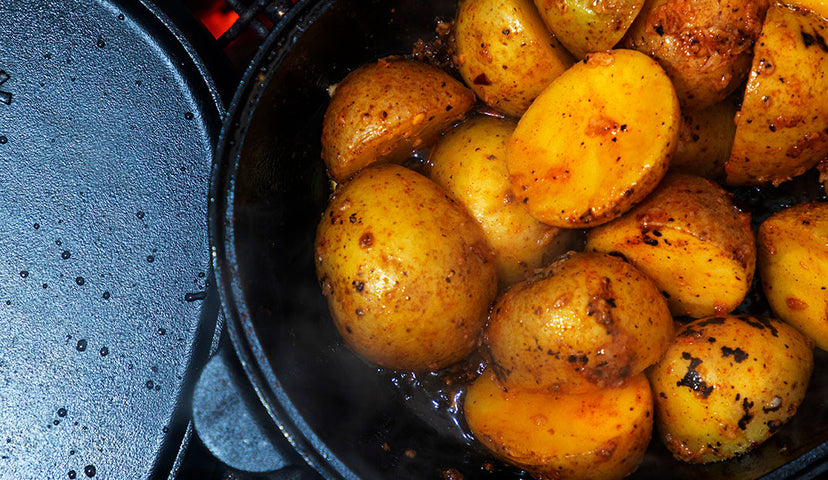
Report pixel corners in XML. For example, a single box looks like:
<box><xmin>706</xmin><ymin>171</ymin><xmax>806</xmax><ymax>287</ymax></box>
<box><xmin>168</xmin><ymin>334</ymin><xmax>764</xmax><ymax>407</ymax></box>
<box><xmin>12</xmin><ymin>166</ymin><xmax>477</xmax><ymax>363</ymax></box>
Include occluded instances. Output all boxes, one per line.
<box><xmin>199</xmin><ymin>2</ymin><xmax>239</xmax><ymax>39</ymax></box>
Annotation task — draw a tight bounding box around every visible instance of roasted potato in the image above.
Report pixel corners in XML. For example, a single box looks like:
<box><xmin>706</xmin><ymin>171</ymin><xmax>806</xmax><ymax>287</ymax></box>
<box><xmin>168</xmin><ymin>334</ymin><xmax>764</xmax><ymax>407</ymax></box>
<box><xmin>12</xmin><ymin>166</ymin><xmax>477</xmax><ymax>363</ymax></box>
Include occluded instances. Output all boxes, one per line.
<box><xmin>465</xmin><ymin>369</ymin><xmax>653</xmax><ymax>480</ymax></box>
<box><xmin>671</xmin><ymin>98</ymin><xmax>739</xmax><ymax>180</ymax></box>
<box><xmin>534</xmin><ymin>0</ymin><xmax>645</xmax><ymax>58</ymax></box>
<box><xmin>429</xmin><ymin>116</ymin><xmax>580</xmax><ymax>288</ymax></box>
<box><xmin>758</xmin><ymin>202</ymin><xmax>828</xmax><ymax>350</ymax></box>
<box><xmin>485</xmin><ymin>251</ymin><xmax>674</xmax><ymax>392</ymax></box>
<box><xmin>725</xmin><ymin>4</ymin><xmax>828</xmax><ymax>186</ymax></box>
<box><xmin>649</xmin><ymin>315</ymin><xmax>814</xmax><ymax>463</ymax></box>
<box><xmin>314</xmin><ymin>164</ymin><xmax>497</xmax><ymax>372</ymax></box>
<box><xmin>622</xmin><ymin>0</ymin><xmax>769</xmax><ymax>108</ymax></box>
<box><xmin>586</xmin><ymin>173</ymin><xmax>756</xmax><ymax>318</ymax></box>
<box><xmin>320</xmin><ymin>58</ymin><xmax>475</xmax><ymax>182</ymax></box>
<box><xmin>507</xmin><ymin>49</ymin><xmax>679</xmax><ymax>228</ymax></box>
<box><xmin>453</xmin><ymin>0</ymin><xmax>574</xmax><ymax>117</ymax></box>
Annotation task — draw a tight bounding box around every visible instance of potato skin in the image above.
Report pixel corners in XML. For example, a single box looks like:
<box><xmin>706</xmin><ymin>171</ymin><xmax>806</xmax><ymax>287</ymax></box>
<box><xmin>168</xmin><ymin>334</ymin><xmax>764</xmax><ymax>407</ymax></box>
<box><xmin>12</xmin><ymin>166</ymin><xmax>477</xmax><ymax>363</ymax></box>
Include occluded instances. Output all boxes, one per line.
<box><xmin>465</xmin><ymin>369</ymin><xmax>653</xmax><ymax>480</ymax></box>
<box><xmin>429</xmin><ymin>116</ymin><xmax>580</xmax><ymax>288</ymax></box>
<box><xmin>485</xmin><ymin>251</ymin><xmax>674</xmax><ymax>392</ymax></box>
<box><xmin>759</xmin><ymin>202</ymin><xmax>828</xmax><ymax>350</ymax></box>
<box><xmin>314</xmin><ymin>164</ymin><xmax>497</xmax><ymax>372</ymax></box>
<box><xmin>453</xmin><ymin>0</ymin><xmax>574</xmax><ymax>117</ymax></box>
<box><xmin>507</xmin><ymin>49</ymin><xmax>679</xmax><ymax>228</ymax></box>
<box><xmin>648</xmin><ymin>315</ymin><xmax>813</xmax><ymax>463</ymax></box>
<box><xmin>534</xmin><ymin>0</ymin><xmax>645</xmax><ymax>58</ymax></box>
<box><xmin>587</xmin><ymin>173</ymin><xmax>756</xmax><ymax>318</ymax></box>
<box><xmin>320</xmin><ymin>58</ymin><xmax>475</xmax><ymax>182</ymax></box>
<box><xmin>622</xmin><ymin>0</ymin><xmax>769</xmax><ymax>108</ymax></box>
<box><xmin>725</xmin><ymin>4</ymin><xmax>828</xmax><ymax>186</ymax></box>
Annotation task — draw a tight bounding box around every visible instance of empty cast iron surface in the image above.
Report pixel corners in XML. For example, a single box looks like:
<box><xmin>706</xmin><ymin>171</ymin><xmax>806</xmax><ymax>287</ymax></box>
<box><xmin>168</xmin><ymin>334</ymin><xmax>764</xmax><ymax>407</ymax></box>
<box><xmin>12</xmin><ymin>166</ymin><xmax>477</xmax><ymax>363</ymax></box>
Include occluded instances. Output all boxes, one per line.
<box><xmin>213</xmin><ymin>1</ymin><xmax>828</xmax><ymax>479</ymax></box>
<box><xmin>0</xmin><ymin>1</ymin><xmax>223</xmax><ymax>479</ymax></box>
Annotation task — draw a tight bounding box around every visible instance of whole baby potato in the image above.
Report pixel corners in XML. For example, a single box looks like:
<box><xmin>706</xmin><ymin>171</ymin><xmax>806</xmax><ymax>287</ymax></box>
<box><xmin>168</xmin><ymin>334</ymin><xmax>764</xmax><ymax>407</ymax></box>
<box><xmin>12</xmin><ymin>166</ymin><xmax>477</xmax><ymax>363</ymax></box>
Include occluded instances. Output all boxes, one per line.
<box><xmin>453</xmin><ymin>0</ymin><xmax>573</xmax><ymax>117</ymax></box>
<box><xmin>649</xmin><ymin>315</ymin><xmax>813</xmax><ymax>463</ymax></box>
<box><xmin>465</xmin><ymin>369</ymin><xmax>653</xmax><ymax>480</ymax></box>
<box><xmin>759</xmin><ymin>202</ymin><xmax>828</xmax><ymax>350</ymax></box>
<box><xmin>314</xmin><ymin>164</ymin><xmax>498</xmax><ymax>372</ymax></box>
<box><xmin>429</xmin><ymin>116</ymin><xmax>580</xmax><ymax>288</ymax></box>
<box><xmin>485</xmin><ymin>251</ymin><xmax>674</xmax><ymax>392</ymax></box>
<box><xmin>587</xmin><ymin>173</ymin><xmax>756</xmax><ymax>318</ymax></box>
<box><xmin>320</xmin><ymin>57</ymin><xmax>475</xmax><ymax>182</ymax></box>
<box><xmin>622</xmin><ymin>0</ymin><xmax>769</xmax><ymax>108</ymax></box>
<box><xmin>507</xmin><ymin>49</ymin><xmax>679</xmax><ymax>228</ymax></box>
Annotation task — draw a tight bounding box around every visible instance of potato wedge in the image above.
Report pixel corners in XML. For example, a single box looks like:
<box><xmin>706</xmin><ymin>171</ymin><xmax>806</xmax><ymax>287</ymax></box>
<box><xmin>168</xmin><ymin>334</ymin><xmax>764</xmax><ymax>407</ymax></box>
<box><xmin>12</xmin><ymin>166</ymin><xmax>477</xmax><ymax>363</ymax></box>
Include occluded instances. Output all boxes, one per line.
<box><xmin>726</xmin><ymin>4</ymin><xmax>828</xmax><ymax>186</ymax></box>
<box><xmin>649</xmin><ymin>315</ymin><xmax>813</xmax><ymax>463</ymax></box>
<box><xmin>586</xmin><ymin>173</ymin><xmax>756</xmax><ymax>318</ymax></box>
<box><xmin>465</xmin><ymin>370</ymin><xmax>653</xmax><ymax>480</ymax></box>
<box><xmin>671</xmin><ymin>98</ymin><xmax>739</xmax><ymax>180</ymax></box>
<box><xmin>429</xmin><ymin>116</ymin><xmax>580</xmax><ymax>288</ymax></box>
<box><xmin>534</xmin><ymin>0</ymin><xmax>645</xmax><ymax>59</ymax></box>
<box><xmin>507</xmin><ymin>49</ymin><xmax>679</xmax><ymax>228</ymax></box>
<box><xmin>485</xmin><ymin>251</ymin><xmax>674</xmax><ymax>392</ymax></box>
<box><xmin>758</xmin><ymin>201</ymin><xmax>828</xmax><ymax>350</ymax></box>
<box><xmin>314</xmin><ymin>164</ymin><xmax>497</xmax><ymax>372</ymax></box>
<box><xmin>622</xmin><ymin>0</ymin><xmax>769</xmax><ymax>108</ymax></box>
<box><xmin>453</xmin><ymin>0</ymin><xmax>574</xmax><ymax>117</ymax></box>
<box><xmin>320</xmin><ymin>58</ymin><xmax>475</xmax><ymax>182</ymax></box>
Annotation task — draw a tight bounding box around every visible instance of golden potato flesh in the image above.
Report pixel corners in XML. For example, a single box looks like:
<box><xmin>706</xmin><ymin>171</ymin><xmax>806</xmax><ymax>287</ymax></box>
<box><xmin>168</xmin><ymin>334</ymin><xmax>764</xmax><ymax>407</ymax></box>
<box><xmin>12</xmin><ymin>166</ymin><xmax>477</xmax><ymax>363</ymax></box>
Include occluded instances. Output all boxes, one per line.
<box><xmin>759</xmin><ymin>202</ymin><xmax>828</xmax><ymax>350</ymax></box>
<box><xmin>485</xmin><ymin>251</ymin><xmax>674</xmax><ymax>392</ymax></box>
<box><xmin>453</xmin><ymin>0</ymin><xmax>574</xmax><ymax>117</ymax></box>
<box><xmin>587</xmin><ymin>173</ymin><xmax>756</xmax><ymax>318</ymax></box>
<box><xmin>429</xmin><ymin>116</ymin><xmax>580</xmax><ymax>288</ymax></box>
<box><xmin>314</xmin><ymin>165</ymin><xmax>497</xmax><ymax>372</ymax></box>
<box><xmin>465</xmin><ymin>369</ymin><xmax>653</xmax><ymax>480</ymax></box>
<box><xmin>649</xmin><ymin>315</ymin><xmax>813</xmax><ymax>463</ymax></box>
<box><xmin>534</xmin><ymin>0</ymin><xmax>645</xmax><ymax>59</ymax></box>
<box><xmin>726</xmin><ymin>5</ymin><xmax>828</xmax><ymax>186</ymax></box>
<box><xmin>507</xmin><ymin>49</ymin><xmax>679</xmax><ymax>228</ymax></box>
<box><xmin>671</xmin><ymin>98</ymin><xmax>738</xmax><ymax>180</ymax></box>
<box><xmin>622</xmin><ymin>0</ymin><xmax>769</xmax><ymax>108</ymax></box>
<box><xmin>320</xmin><ymin>58</ymin><xmax>475</xmax><ymax>182</ymax></box>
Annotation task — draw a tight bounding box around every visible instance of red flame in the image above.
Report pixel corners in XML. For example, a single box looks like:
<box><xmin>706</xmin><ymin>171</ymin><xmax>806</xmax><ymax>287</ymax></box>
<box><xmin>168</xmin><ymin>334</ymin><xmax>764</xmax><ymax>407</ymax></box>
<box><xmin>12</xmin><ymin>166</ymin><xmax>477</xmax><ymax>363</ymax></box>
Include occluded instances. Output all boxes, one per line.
<box><xmin>191</xmin><ymin>0</ymin><xmax>239</xmax><ymax>39</ymax></box>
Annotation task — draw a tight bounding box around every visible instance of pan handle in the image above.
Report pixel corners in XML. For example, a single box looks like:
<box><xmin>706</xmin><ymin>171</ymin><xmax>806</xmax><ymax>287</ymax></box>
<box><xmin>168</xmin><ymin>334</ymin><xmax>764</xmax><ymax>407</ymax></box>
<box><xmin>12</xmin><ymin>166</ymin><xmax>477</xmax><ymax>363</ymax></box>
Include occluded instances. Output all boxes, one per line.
<box><xmin>192</xmin><ymin>313</ymin><xmax>321</xmax><ymax>479</ymax></box>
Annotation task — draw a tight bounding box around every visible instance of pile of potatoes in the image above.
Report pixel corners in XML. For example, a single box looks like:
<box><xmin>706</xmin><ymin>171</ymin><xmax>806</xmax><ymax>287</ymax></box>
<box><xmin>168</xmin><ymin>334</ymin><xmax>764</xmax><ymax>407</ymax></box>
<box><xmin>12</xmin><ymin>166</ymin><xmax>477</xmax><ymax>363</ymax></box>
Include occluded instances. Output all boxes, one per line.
<box><xmin>313</xmin><ymin>0</ymin><xmax>828</xmax><ymax>477</ymax></box>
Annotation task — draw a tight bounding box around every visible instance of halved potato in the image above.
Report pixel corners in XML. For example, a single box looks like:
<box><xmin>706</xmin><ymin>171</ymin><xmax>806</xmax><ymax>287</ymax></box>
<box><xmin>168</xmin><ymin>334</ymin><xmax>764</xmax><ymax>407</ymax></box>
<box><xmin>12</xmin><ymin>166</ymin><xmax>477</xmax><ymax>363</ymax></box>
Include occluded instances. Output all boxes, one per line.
<box><xmin>453</xmin><ymin>0</ymin><xmax>574</xmax><ymax>117</ymax></box>
<box><xmin>726</xmin><ymin>4</ymin><xmax>828</xmax><ymax>186</ymax></box>
<box><xmin>622</xmin><ymin>0</ymin><xmax>769</xmax><ymax>108</ymax></box>
<box><xmin>485</xmin><ymin>251</ymin><xmax>674</xmax><ymax>392</ymax></box>
<box><xmin>758</xmin><ymin>201</ymin><xmax>828</xmax><ymax>350</ymax></box>
<box><xmin>314</xmin><ymin>164</ymin><xmax>497</xmax><ymax>372</ymax></box>
<box><xmin>649</xmin><ymin>315</ymin><xmax>813</xmax><ymax>463</ymax></box>
<box><xmin>429</xmin><ymin>116</ymin><xmax>580</xmax><ymax>288</ymax></box>
<box><xmin>534</xmin><ymin>0</ymin><xmax>645</xmax><ymax>58</ymax></box>
<box><xmin>320</xmin><ymin>57</ymin><xmax>475</xmax><ymax>182</ymax></box>
<box><xmin>586</xmin><ymin>173</ymin><xmax>756</xmax><ymax>318</ymax></box>
<box><xmin>465</xmin><ymin>369</ymin><xmax>653</xmax><ymax>480</ymax></box>
<box><xmin>507</xmin><ymin>49</ymin><xmax>679</xmax><ymax>228</ymax></box>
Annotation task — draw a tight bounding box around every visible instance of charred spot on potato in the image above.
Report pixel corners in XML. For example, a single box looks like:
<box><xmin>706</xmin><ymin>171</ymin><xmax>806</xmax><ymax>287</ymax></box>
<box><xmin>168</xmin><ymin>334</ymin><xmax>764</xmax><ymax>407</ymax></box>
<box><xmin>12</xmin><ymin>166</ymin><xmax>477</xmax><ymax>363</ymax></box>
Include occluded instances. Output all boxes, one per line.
<box><xmin>721</xmin><ymin>345</ymin><xmax>748</xmax><ymax>363</ymax></box>
<box><xmin>801</xmin><ymin>29</ymin><xmax>828</xmax><ymax>53</ymax></box>
<box><xmin>473</xmin><ymin>73</ymin><xmax>492</xmax><ymax>85</ymax></box>
<box><xmin>737</xmin><ymin>397</ymin><xmax>755</xmax><ymax>430</ymax></box>
<box><xmin>359</xmin><ymin>232</ymin><xmax>375</xmax><ymax>248</ymax></box>
<box><xmin>677</xmin><ymin>352</ymin><xmax>714</xmax><ymax>398</ymax></box>
<box><xmin>352</xmin><ymin>280</ymin><xmax>365</xmax><ymax>292</ymax></box>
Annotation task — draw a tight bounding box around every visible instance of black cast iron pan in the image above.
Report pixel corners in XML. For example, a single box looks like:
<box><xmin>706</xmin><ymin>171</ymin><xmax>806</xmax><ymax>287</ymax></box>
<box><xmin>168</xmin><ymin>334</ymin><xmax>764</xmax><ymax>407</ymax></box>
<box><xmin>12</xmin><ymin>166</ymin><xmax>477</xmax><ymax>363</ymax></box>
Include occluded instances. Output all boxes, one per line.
<box><xmin>0</xmin><ymin>1</ymin><xmax>226</xmax><ymax>478</ymax></box>
<box><xmin>211</xmin><ymin>1</ymin><xmax>828</xmax><ymax>479</ymax></box>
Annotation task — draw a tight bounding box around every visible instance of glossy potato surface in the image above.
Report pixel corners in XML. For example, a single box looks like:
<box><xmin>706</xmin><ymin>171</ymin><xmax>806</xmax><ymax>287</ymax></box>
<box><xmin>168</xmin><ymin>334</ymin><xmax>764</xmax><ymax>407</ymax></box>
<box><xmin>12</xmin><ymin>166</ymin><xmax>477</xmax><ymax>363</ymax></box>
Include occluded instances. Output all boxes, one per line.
<box><xmin>429</xmin><ymin>116</ymin><xmax>579</xmax><ymax>288</ymax></box>
<box><xmin>534</xmin><ymin>0</ymin><xmax>645</xmax><ymax>58</ymax></box>
<box><xmin>507</xmin><ymin>49</ymin><xmax>678</xmax><ymax>228</ymax></box>
<box><xmin>314</xmin><ymin>165</ymin><xmax>497</xmax><ymax>371</ymax></box>
<box><xmin>320</xmin><ymin>58</ymin><xmax>475</xmax><ymax>182</ymax></box>
<box><xmin>725</xmin><ymin>4</ymin><xmax>828</xmax><ymax>186</ymax></box>
<box><xmin>587</xmin><ymin>173</ymin><xmax>756</xmax><ymax>318</ymax></box>
<box><xmin>465</xmin><ymin>370</ymin><xmax>653</xmax><ymax>480</ymax></box>
<box><xmin>453</xmin><ymin>0</ymin><xmax>574</xmax><ymax>117</ymax></box>
<box><xmin>759</xmin><ymin>202</ymin><xmax>828</xmax><ymax>350</ymax></box>
<box><xmin>649</xmin><ymin>315</ymin><xmax>814</xmax><ymax>463</ymax></box>
<box><xmin>623</xmin><ymin>0</ymin><xmax>769</xmax><ymax>108</ymax></box>
<box><xmin>485</xmin><ymin>251</ymin><xmax>674</xmax><ymax>392</ymax></box>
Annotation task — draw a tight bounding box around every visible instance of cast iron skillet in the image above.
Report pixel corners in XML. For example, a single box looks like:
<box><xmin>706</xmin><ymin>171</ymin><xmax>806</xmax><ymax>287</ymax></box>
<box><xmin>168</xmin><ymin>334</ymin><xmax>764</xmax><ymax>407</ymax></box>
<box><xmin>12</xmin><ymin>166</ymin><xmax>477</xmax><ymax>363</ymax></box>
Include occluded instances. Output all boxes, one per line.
<box><xmin>212</xmin><ymin>1</ymin><xmax>828</xmax><ymax>479</ymax></box>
